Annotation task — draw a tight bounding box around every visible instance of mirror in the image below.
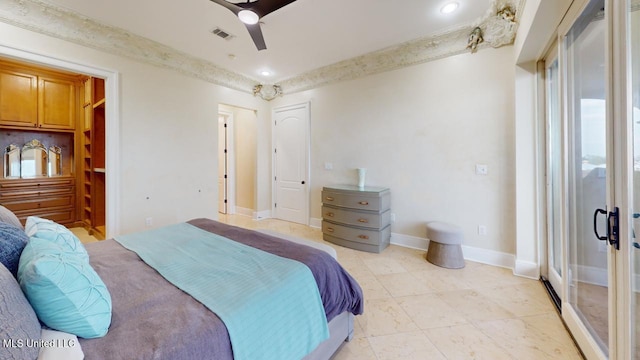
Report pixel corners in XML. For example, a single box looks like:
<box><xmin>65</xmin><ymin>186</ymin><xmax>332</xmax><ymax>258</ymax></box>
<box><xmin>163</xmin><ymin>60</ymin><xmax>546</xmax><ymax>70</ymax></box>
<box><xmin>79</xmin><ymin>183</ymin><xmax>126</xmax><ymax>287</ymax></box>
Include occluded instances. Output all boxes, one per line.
<box><xmin>48</xmin><ymin>146</ymin><xmax>62</xmax><ymax>177</ymax></box>
<box><xmin>21</xmin><ymin>140</ymin><xmax>48</xmax><ymax>178</ymax></box>
<box><xmin>3</xmin><ymin>144</ymin><xmax>20</xmax><ymax>178</ymax></box>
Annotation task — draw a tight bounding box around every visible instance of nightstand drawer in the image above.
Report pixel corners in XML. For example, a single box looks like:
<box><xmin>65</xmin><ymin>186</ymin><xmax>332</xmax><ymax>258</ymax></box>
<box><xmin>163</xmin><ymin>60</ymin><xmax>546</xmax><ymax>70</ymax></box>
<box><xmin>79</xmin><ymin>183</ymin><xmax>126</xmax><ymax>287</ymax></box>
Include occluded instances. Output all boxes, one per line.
<box><xmin>322</xmin><ymin>221</ymin><xmax>390</xmax><ymax>246</ymax></box>
<box><xmin>321</xmin><ymin>190</ymin><xmax>388</xmax><ymax>212</ymax></box>
<box><xmin>322</xmin><ymin>205</ymin><xmax>390</xmax><ymax>230</ymax></box>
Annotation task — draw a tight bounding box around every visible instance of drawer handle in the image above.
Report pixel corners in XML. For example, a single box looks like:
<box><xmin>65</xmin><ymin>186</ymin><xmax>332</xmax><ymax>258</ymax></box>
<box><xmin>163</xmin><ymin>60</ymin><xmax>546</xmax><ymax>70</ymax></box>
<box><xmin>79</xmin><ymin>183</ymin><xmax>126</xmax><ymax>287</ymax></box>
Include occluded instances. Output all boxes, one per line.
<box><xmin>358</xmin><ymin>201</ymin><xmax>369</xmax><ymax>206</ymax></box>
<box><xmin>358</xmin><ymin>218</ymin><xmax>369</xmax><ymax>223</ymax></box>
<box><xmin>326</xmin><ymin>227</ymin><xmax>335</xmax><ymax>233</ymax></box>
<box><xmin>325</xmin><ymin>196</ymin><xmax>335</xmax><ymax>201</ymax></box>
<box><xmin>326</xmin><ymin>212</ymin><xmax>334</xmax><ymax>217</ymax></box>
<box><xmin>358</xmin><ymin>235</ymin><xmax>369</xmax><ymax>240</ymax></box>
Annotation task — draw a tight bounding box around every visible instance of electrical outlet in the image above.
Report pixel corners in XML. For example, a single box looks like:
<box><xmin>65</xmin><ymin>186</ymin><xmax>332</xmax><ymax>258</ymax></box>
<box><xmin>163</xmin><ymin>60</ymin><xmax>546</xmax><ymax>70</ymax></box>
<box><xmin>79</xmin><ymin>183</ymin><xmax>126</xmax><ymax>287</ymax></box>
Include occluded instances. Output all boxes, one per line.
<box><xmin>145</xmin><ymin>217</ymin><xmax>153</xmax><ymax>227</ymax></box>
<box><xmin>478</xmin><ymin>225</ymin><xmax>487</xmax><ymax>235</ymax></box>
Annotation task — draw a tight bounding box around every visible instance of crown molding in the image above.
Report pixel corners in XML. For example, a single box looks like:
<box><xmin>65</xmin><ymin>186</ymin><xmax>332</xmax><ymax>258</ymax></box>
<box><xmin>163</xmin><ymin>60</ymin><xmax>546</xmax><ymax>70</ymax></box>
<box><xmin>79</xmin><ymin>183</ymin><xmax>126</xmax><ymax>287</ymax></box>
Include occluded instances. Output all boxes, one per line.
<box><xmin>0</xmin><ymin>0</ymin><xmax>520</xmax><ymax>97</ymax></box>
<box><xmin>0</xmin><ymin>0</ymin><xmax>259</xmax><ymax>93</ymax></box>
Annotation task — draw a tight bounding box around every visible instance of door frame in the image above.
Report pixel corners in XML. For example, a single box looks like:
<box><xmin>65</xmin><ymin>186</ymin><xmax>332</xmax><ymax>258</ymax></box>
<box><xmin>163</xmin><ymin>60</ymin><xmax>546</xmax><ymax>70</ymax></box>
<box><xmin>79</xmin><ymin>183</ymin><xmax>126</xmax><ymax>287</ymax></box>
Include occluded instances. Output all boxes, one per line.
<box><xmin>0</xmin><ymin>44</ymin><xmax>121</xmax><ymax>238</ymax></box>
<box><xmin>541</xmin><ymin>42</ymin><xmax>565</xmax><ymax>301</ymax></box>
<box><xmin>271</xmin><ymin>102</ymin><xmax>310</xmax><ymax>225</ymax></box>
<box><xmin>218</xmin><ymin>109</ymin><xmax>236</xmax><ymax>214</ymax></box>
<box><xmin>611</xmin><ymin>0</ymin><xmax>633</xmax><ymax>358</ymax></box>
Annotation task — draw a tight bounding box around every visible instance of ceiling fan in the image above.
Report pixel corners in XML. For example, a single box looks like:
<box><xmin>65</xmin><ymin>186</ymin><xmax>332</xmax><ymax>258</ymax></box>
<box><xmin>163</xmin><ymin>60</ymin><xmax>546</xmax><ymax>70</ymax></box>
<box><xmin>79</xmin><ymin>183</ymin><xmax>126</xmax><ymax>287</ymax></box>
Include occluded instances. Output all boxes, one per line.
<box><xmin>209</xmin><ymin>0</ymin><xmax>298</xmax><ymax>50</ymax></box>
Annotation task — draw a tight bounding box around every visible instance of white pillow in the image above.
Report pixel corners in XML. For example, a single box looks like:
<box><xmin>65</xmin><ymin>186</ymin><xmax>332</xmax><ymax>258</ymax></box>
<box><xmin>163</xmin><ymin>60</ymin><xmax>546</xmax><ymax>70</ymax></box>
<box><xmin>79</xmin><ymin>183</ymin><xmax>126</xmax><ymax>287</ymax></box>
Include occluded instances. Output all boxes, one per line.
<box><xmin>38</xmin><ymin>329</ymin><xmax>84</xmax><ymax>360</ymax></box>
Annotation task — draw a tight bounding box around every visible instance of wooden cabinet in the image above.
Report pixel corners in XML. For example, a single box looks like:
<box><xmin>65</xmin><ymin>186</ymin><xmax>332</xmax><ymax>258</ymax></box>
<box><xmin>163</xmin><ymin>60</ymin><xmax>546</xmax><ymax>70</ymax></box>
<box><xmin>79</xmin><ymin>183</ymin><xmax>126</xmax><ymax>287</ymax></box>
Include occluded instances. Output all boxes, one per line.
<box><xmin>0</xmin><ymin>60</ymin><xmax>77</xmax><ymax>131</ymax></box>
<box><xmin>0</xmin><ymin>69</ymin><xmax>38</xmax><ymax>127</ymax></box>
<box><xmin>321</xmin><ymin>185</ymin><xmax>391</xmax><ymax>253</ymax></box>
<box><xmin>0</xmin><ymin>177</ymin><xmax>76</xmax><ymax>225</ymax></box>
<box><xmin>38</xmin><ymin>76</ymin><xmax>76</xmax><ymax>130</ymax></box>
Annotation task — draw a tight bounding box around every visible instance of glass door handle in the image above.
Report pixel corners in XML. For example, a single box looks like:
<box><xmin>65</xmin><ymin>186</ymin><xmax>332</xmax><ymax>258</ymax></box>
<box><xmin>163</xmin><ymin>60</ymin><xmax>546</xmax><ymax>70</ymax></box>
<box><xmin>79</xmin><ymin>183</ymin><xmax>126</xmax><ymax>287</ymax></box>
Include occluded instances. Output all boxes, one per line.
<box><xmin>593</xmin><ymin>208</ymin><xmax>608</xmax><ymax>241</ymax></box>
<box><xmin>607</xmin><ymin>207</ymin><xmax>619</xmax><ymax>250</ymax></box>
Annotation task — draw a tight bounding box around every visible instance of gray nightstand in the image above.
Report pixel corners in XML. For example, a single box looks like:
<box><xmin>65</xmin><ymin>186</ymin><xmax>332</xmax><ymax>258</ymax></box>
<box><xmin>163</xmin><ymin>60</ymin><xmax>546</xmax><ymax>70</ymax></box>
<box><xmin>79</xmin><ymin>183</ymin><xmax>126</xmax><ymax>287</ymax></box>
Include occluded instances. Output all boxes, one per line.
<box><xmin>321</xmin><ymin>185</ymin><xmax>390</xmax><ymax>253</ymax></box>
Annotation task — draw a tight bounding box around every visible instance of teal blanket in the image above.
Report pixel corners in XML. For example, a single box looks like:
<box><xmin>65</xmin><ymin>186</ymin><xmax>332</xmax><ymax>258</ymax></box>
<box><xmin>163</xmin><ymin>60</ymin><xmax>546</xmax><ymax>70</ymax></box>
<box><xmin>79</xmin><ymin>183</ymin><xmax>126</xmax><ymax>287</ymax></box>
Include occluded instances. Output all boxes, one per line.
<box><xmin>114</xmin><ymin>223</ymin><xmax>329</xmax><ymax>360</ymax></box>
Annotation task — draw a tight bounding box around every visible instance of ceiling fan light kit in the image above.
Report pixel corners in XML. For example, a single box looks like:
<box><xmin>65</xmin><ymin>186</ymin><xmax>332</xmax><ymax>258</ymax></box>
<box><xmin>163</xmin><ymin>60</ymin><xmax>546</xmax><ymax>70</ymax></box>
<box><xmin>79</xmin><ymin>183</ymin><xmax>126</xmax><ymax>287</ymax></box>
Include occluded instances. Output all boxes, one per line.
<box><xmin>238</xmin><ymin>10</ymin><xmax>259</xmax><ymax>24</ymax></box>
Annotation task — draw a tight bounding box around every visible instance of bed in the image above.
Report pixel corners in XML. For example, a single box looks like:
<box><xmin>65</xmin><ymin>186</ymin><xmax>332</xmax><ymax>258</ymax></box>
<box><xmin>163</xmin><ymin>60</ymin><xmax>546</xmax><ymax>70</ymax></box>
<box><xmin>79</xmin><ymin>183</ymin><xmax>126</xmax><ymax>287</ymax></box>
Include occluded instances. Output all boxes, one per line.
<box><xmin>0</xmin><ymin>215</ymin><xmax>364</xmax><ymax>360</ymax></box>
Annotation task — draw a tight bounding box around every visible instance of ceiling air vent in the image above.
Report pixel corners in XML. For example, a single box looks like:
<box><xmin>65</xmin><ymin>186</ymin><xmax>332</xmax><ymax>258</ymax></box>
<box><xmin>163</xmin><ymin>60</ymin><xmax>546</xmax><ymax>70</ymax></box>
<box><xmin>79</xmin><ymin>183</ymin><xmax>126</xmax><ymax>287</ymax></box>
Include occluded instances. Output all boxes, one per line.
<box><xmin>211</xmin><ymin>27</ymin><xmax>235</xmax><ymax>41</ymax></box>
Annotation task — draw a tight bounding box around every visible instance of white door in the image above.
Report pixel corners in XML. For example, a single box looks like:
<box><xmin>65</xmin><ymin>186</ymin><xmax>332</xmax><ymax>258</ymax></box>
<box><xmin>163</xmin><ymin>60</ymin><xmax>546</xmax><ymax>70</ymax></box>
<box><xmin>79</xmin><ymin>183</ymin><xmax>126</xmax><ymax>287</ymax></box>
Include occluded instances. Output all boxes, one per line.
<box><xmin>273</xmin><ymin>103</ymin><xmax>309</xmax><ymax>225</ymax></box>
<box><xmin>218</xmin><ymin>114</ymin><xmax>227</xmax><ymax>214</ymax></box>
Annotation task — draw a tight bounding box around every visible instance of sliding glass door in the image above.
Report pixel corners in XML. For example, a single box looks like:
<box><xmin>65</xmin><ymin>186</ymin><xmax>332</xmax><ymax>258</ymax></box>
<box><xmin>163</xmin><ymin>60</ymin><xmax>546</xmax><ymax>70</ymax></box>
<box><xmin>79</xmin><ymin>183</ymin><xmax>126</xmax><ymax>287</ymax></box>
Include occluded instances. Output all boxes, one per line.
<box><xmin>545</xmin><ymin>0</ymin><xmax>640</xmax><ymax>358</ymax></box>
<box><xmin>563</xmin><ymin>1</ymin><xmax>611</xmax><ymax>357</ymax></box>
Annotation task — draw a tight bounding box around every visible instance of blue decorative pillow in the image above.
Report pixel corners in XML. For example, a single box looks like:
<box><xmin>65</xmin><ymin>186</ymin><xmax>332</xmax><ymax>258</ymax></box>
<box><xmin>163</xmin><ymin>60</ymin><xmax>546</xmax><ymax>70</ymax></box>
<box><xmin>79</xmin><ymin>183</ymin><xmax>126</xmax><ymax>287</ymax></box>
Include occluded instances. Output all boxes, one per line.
<box><xmin>24</xmin><ymin>216</ymin><xmax>89</xmax><ymax>261</ymax></box>
<box><xmin>0</xmin><ymin>262</ymin><xmax>41</xmax><ymax>360</ymax></box>
<box><xmin>18</xmin><ymin>237</ymin><xmax>112</xmax><ymax>339</ymax></box>
<box><xmin>0</xmin><ymin>222</ymin><xmax>29</xmax><ymax>277</ymax></box>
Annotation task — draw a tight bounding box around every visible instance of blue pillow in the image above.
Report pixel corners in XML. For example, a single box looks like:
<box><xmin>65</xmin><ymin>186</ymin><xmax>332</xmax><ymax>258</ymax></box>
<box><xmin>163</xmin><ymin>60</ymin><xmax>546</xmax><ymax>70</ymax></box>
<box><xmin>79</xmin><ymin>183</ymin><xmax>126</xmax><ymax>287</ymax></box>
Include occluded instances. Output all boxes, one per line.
<box><xmin>0</xmin><ymin>262</ymin><xmax>41</xmax><ymax>360</ymax></box>
<box><xmin>18</xmin><ymin>237</ymin><xmax>112</xmax><ymax>339</ymax></box>
<box><xmin>24</xmin><ymin>216</ymin><xmax>89</xmax><ymax>261</ymax></box>
<box><xmin>0</xmin><ymin>222</ymin><xmax>29</xmax><ymax>277</ymax></box>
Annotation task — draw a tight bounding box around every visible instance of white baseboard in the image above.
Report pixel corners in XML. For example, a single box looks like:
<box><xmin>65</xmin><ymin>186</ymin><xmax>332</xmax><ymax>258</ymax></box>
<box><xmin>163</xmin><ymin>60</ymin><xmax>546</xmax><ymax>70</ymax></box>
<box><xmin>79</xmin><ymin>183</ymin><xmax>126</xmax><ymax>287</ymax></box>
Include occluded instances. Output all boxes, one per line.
<box><xmin>309</xmin><ymin>217</ymin><xmax>322</xmax><ymax>229</ymax></box>
<box><xmin>254</xmin><ymin>210</ymin><xmax>271</xmax><ymax>221</ymax></box>
<box><xmin>390</xmin><ymin>233</ymin><xmax>428</xmax><ymax>250</ymax></box>
<box><xmin>390</xmin><ymin>232</ymin><xmax>516</xmax><ymax>271</ymax></box>
<box><xmin>514</xmin><ymin>259</ymin><xmax>540</xmax><ymax>279</ymax></box>
<box><xmin>235</xmin><ymin>207</ymin><xmax>254</xmax><ymax>217</ymax></box>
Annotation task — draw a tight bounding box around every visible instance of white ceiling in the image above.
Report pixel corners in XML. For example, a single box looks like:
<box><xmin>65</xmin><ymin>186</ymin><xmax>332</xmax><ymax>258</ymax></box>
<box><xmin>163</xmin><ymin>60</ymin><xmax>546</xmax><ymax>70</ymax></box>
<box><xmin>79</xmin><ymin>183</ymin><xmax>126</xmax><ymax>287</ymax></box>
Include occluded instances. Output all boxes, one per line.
<box><xmin>45</xmin><ymin>0</ymin><xmax>493</xmax><ymax>83</ymax></box>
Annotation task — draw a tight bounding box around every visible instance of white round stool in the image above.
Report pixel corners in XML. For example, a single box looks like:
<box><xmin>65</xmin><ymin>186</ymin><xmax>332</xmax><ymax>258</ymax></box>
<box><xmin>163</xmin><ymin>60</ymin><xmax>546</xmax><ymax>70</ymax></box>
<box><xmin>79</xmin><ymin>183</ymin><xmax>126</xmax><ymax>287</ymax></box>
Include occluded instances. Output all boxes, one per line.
<box><xmin>425</xmin><ymin>221</ymin><xmax>465</xmax><ymax>269</ymax></box>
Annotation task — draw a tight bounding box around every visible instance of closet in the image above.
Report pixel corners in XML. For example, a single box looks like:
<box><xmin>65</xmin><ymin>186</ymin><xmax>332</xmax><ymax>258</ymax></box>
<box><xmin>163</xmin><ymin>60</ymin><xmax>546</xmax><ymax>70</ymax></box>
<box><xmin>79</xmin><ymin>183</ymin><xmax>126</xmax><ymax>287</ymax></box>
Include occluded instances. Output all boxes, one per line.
<box><xmin>0</xmin><ymin>58</ymin><xmax>105</xmax><ymax>237</ymax></box>
<box><xmin>80</xmin><ymin>77</ymin><xmax>106</xmax><ymax>239</ymax></box>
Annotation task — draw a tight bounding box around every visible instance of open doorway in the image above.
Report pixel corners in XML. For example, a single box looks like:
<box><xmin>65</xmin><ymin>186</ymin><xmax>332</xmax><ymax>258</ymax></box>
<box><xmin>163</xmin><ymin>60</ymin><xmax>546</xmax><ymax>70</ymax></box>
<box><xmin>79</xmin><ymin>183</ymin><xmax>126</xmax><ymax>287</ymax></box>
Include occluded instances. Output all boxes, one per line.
<box><xmin>218</xmin><ymin>104</ymin><xmax>257</xmax><ymax>217</ymax></box>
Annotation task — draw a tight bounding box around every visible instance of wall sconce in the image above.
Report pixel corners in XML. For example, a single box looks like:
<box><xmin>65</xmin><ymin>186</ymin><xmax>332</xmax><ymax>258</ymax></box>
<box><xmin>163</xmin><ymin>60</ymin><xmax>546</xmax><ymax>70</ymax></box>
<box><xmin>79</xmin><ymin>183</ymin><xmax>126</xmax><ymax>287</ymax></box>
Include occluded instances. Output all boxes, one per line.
<box><xmin>253</xmin><ymin>84</ymin><xmax>283</xmax><ymax>101</ymax></box>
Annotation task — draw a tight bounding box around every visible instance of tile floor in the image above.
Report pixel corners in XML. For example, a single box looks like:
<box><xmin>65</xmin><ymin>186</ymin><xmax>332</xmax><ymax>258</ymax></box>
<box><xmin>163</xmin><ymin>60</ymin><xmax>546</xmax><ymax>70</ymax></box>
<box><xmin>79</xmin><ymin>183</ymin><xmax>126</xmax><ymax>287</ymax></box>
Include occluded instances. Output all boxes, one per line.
<box><xmin>216</xmin><ymin>214</ymin><xmax>584</xmax><ymax>360</ymax></box>
<box><xmin>76</xmin><ymin>215</ymin><xmax>585</xmax><ymax>359</ymax></box>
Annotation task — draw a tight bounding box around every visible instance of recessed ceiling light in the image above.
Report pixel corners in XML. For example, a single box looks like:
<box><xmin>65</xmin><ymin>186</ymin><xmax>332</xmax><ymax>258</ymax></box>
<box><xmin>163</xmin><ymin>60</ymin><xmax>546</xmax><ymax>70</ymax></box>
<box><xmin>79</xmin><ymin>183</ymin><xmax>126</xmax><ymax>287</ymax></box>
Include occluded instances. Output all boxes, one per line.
<box><xmin>440</xmin><ymin>2</ymin><xmax>459</xmax><ymax>14</ymax></box>
<box><xmin>261</xmin><ymin>71</ymin><xmax>271</xmax><ymax>76</ymax></box>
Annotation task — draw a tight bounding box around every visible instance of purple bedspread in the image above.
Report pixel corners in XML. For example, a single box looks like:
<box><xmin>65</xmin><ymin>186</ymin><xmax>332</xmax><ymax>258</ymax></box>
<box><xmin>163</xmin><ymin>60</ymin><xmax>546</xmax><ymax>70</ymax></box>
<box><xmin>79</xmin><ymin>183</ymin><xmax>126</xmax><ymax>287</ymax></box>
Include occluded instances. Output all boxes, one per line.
<box><xmin>78</xmin><ymin>219</ymin><xmax>363</xmax><ymax>360</ymax></box>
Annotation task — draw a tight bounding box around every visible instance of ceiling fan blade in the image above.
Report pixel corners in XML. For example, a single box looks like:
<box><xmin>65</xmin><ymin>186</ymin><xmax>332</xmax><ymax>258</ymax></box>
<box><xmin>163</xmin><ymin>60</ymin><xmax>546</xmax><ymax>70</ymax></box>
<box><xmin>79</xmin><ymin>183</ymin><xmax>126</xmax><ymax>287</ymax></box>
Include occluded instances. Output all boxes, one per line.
<box><xmin>209</xmin><ymin>0</ymin><xmax>241</xmax><ymax>15</ymax></box>
<box><xmin>250</xmin><ymin>0</ymin><xmax>298</xmax><ymax>17</ymax></box>
<box><xmin>245</xmin><ymin>23</ymin><xmax>267</xmax><ymax>50</ymax></box>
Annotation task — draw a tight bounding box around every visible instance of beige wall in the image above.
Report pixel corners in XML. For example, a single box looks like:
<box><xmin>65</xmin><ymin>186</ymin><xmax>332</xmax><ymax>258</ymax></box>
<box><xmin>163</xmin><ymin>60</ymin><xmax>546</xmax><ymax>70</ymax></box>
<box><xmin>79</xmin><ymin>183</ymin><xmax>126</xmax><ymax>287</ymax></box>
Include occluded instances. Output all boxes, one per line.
<box><xmin>2</xmin><ymin>19</ymin><xmax>519</xmax><ymax>257</ymax></box>
<box><xmin>272</xmin><ymin>46</ymin><xmax>517</xmax><ymax>254</ymax></box>
<box><xmin>0</xmin><ymin>21</ymin><xmax>270</xmax><ymax>236</ymax></box>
